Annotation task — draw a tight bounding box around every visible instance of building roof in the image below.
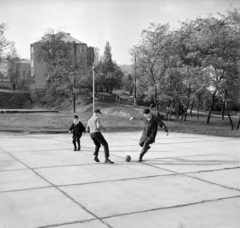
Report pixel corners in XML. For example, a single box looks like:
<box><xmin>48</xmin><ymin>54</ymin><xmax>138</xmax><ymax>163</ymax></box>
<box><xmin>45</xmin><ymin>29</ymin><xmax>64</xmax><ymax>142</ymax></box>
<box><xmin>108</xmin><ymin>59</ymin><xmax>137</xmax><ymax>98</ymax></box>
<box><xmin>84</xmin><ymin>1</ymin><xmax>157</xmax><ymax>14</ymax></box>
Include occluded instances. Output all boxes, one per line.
<box><xmin>37</xmin><ymin>32</ymin><xmax>86</xmax><ymax>45</ymax></box>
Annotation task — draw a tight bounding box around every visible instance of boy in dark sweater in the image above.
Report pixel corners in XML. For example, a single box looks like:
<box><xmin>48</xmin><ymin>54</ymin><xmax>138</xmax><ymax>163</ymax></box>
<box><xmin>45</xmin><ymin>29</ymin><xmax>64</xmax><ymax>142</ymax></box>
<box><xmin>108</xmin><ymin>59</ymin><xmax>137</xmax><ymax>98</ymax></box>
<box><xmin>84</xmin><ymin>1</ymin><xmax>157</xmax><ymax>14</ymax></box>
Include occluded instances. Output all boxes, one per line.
<box><xmin>69</xmin><ymin>115</ymin><xmax>86</xmax><ymax>151</ymax></box>
<box><xmin>130</xmin><ymin>108</ymin><xmax>168</xmax><ymax>161</ymax></box>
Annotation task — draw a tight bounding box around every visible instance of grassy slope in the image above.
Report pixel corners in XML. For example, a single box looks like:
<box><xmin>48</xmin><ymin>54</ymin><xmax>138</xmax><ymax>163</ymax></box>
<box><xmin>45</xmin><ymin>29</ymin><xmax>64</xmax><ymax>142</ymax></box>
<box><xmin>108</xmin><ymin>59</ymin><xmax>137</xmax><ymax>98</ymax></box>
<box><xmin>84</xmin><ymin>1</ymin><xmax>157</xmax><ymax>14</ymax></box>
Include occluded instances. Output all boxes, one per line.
<box><xmin>0</xmin><ymin>99</ymin><xmax>239</xmax><ymax>137</ymax></box>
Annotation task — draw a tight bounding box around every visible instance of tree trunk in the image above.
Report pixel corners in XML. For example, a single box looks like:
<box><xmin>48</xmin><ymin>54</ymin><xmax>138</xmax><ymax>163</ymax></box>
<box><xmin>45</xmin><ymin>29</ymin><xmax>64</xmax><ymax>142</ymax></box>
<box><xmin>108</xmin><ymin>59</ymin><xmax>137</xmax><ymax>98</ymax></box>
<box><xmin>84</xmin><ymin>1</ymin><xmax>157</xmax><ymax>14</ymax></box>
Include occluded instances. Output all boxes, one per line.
<box><xmin>154</xmin><ymin>87</ymin><xmax>160</xmax><ymax>116</ymax></box>
<box><xmin>196</xmin><ymin>93</ymin><xmax>202</xmax><ymax>119</ymax></box>
<box><xmin>197</xmin><ymin>102</ymin><xmax>200</xmax><ymax>119</ymax></box>
<box><xmin>180</xmin><ymin>104</ymin><xmax>188</xmax><ymax>122</ymax></box>
<box><xmin>177</xmin><ymin>102</ymin><xmax>181</xmax><ymax>121</ymax></box>
<box><xmin>221</xmin><ymin>100</ymin><xmax>225</xmax><ymax>120</ymax></box>
<box><xmin>168</xmin><ymin>100</ymin><xmax>175</xmax><ymax>121</ymax></box>
<box><xmin>73</xmin><ymin>93</ymin><xmax>76</xmax><ymax>113</ymax></box>
<box><xmin>155</xmin><ymin>99</ymin><xmax>160</xmax><ymax>116</ymax></box>
<box><xmin>190</xmin><ymin>101</ymin><xmax>194</xmax><ymax>117</ymax></box>
<box><xmin>236</xmin><ymin>115</ymin><xmax>240</xmax><ymax>130</ymax></box>
<box><xmin>206</xmin><ymin>91</ymin><xmax>216</xmax><ymax>124</ymax></box>
<box><xmin>226</xmin><ymin>100</ymin><xmax>234</xmax><ymax>130</ymax></box>
<box><xmin>12</xmin><ymin>83</ymin><xmax>16</xmax><ymax>91</ymax></box>
<box><xmin>168</xmin><ymin>110</ymin><xmax>172</xmax><ymax>121</ymax></box>
<box><xmin>109</xmin><ymin>86</ymin><xmax>113</xmax><ymax>94</ymax></box>
<box><xmin>166</xmin><ymin>101</ymin><xmax>171</xmax><ymax>121</ymax></box>
<box><xmin>182</xmin><ymin>86</ymin><xmax>191</xmax><ymax>122</ymax></box>
<box><xmin>27</xmin><ymin>93</ymin><xmax>33</xmax><ymax>103</ymax></box>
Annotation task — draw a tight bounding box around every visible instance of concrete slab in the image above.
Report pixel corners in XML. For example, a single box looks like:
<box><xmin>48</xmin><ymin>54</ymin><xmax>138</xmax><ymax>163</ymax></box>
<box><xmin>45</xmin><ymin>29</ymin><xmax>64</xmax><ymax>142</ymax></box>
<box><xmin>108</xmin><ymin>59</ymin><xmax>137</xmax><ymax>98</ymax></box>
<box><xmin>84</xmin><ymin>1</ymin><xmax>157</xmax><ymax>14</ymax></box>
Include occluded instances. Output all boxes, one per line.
<box><xmin>0</xmin><ymin>132</ymin><xmax>239</xmax><ymax>228</ymax></box>
<box><xmin>0</xmin><ymin>159</ymin><xmax>27</xmax><ymax>171</ymax></box>
<box><xmin>104</xmin><ymin>197</ymin><xmax>240</xmax><ymax>228</ymax></box>
<box><xmin>0</xmin><ymin>138</ymin><xmax>68</xmax><ymax>146</ymax></box>
<box><xmin>145</xmin><ymin>154</ymin><xmax>240</xmax><ymax>173</ymax></box>
<box><xmin>0</xmin><ymin>153</ymin><xmax>14</xmax><ymax>160</ymax></box>
<box><xmin>172</xmin><ymin>140</ymin><xmax>240</xmax><ymax>151</ymax></box>
<box><xmin>0</xmin><ymin>169</ymin><xmax>51</xmax><ymax>192</ymax></box>
<box><xmin>0</xmin><ymin>144</ymin><xmax>70</xmax><ymax>152</ymax></box>
<box><xmin>60</xmin><ymin>175</ymin><xmax>239</xmax><ymax>218</ymax></box>
<box><xmin>0</xmin><ymin>188</ymin><xmax>94</xmax><ymax>228</ymax></box>
<box><xmin>188</xmin><ymin>168</ymin><xmax>240</xmax><ymax>190</ymax></box>
<box><xmin>9</xmin><ymin>150</ymin><xmax>123</xmax><ymax>168</ymax></box>
<box><xmin>35</xmin><ymin>163</ymin><xmax>173</xmax><ymax>186</ymax></box>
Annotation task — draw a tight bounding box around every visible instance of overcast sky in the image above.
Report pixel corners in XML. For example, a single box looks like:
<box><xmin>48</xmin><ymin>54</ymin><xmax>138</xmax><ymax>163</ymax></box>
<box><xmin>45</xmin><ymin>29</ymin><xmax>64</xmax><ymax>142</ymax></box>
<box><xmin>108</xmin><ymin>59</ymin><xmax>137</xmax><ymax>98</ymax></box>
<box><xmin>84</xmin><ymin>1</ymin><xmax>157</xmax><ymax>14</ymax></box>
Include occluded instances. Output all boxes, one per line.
<box><xmin>1</xmin><ymin>0</ymin><xmax>240</xmax><ymax>65</ymax></box>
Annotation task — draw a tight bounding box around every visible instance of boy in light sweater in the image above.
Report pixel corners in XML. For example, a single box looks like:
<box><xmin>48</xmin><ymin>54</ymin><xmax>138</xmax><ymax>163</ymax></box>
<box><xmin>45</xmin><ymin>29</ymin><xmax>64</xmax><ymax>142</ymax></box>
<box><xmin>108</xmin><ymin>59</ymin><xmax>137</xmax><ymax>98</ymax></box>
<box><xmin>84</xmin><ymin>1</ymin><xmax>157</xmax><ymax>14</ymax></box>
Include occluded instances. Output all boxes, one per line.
<box><xmin>86</xmin><ymin>109</ymin><xmax>114</xmax><ymax>164</ymax></box>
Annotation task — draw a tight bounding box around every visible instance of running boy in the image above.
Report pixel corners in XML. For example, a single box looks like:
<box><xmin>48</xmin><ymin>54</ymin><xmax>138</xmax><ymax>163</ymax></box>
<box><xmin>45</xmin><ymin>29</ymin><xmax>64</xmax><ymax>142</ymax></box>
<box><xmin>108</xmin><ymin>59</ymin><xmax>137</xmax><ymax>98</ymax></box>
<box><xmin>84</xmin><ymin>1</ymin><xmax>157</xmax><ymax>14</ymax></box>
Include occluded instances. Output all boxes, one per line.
<box><xmin>130</xmin><ymin>108</ymin><xmax>169</xmax><ymax>162</ymax></box>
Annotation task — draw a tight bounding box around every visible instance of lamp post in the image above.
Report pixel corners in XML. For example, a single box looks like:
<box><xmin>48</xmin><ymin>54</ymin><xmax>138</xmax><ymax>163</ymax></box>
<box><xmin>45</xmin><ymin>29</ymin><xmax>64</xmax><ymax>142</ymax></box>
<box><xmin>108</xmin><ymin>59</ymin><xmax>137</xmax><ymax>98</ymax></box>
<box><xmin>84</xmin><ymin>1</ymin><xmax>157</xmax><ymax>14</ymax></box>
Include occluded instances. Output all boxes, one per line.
<box><xmin>92</xmin><ymin>65</ymin><xmax>95</xmax><ymax>114</ymax></box>
<box><xmin>134</xmin><ymin>55</ymin><xmax>137</xmax><ymax>106</ymax></box>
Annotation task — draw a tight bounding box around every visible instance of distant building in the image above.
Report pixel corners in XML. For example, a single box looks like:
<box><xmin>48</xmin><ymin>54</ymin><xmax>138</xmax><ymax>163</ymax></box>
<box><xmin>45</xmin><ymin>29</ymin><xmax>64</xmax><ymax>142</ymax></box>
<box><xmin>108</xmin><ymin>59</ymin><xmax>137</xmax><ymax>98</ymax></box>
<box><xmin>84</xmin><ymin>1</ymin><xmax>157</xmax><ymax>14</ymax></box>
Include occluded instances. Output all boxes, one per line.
<box><xmin>0</xmin><ymin>59</ymin><xmax>30</xmax><ymax>90</ymax></box>
<box><xmin>30</xmin><ymin>32</ymin><xmax>94</xmax><ymax>91</ymax></box>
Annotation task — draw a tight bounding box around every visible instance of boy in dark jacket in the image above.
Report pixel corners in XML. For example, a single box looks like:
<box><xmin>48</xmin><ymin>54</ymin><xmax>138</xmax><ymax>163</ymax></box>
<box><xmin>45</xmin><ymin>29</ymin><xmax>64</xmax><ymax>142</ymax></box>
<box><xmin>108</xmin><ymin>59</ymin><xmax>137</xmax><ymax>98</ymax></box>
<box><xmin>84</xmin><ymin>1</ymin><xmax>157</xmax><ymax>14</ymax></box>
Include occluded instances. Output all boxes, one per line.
<box><xmin>130</xmin><ymin>108</ymin><xmax>168</xmax><ymax>162</ymax></box>
<box><xmin>69</xmin><ymin>115</ymin><xmax>86</xmax><ymax>151</ymax></box>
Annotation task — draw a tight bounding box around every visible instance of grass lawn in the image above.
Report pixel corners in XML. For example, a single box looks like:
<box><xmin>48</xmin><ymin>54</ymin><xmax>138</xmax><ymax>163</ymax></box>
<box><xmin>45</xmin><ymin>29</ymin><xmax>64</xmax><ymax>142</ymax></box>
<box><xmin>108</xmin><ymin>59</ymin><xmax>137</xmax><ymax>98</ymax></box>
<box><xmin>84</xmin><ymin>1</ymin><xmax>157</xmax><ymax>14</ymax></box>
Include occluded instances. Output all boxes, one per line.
<box><xmin>0</xmin><ymin>100</ymin><xmax>239</xmax><ymax>137</ymax></box>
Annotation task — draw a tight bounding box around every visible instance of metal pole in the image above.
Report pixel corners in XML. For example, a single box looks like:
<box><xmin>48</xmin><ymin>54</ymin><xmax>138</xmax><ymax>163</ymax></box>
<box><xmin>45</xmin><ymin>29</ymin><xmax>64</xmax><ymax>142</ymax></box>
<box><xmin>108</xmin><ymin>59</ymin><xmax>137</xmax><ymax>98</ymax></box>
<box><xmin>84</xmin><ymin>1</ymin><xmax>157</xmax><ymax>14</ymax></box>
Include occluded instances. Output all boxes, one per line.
<box><xmin>134</xmin><ymin>55</ymin><xmax>137</xmax><ymax>106</ymax></box>
<box><xmin>92</xmin><ymin>66</ymin><xmax>95</xmax><ymax>114</ymax></box>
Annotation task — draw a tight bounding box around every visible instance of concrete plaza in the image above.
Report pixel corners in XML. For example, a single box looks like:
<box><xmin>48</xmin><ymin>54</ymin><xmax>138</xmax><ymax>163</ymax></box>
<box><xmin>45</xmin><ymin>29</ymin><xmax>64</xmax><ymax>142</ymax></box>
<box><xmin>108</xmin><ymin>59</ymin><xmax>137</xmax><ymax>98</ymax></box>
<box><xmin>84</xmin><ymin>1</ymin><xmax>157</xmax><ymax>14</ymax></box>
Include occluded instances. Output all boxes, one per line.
<box><xmin>0</xmin><ymin>131</ymin><xmax>240</xmax><ymax>228</ymax></box>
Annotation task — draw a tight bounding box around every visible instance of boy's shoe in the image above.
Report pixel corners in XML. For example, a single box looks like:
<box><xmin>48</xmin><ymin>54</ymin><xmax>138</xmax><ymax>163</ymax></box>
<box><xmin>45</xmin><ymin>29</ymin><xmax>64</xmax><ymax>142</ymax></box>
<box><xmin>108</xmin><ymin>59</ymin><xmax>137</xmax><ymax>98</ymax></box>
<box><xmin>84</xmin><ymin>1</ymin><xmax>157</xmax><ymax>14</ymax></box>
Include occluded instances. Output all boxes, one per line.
<box><xmin>138</xmin><ymin>158</ymin><xmax>143</xmax><ymax>162</ymax></box>
<box><xmin>105</xmin><ymin>159</ymin><xmax>114</xmax><ymax>164</ymax></box>
<box><xmin>94</xmin><ymin>157</ymin><xmax>100</xmax><ymax>162</ymax></box>
<box><xmin>78</xmin><ymin>147</ymin><xmax>81</xmax><ymax>151</ymax></box>
<box><xmin>74</xmin><ymin>149</ymin><xmax>77</xmax><ymax>151</ymax></box>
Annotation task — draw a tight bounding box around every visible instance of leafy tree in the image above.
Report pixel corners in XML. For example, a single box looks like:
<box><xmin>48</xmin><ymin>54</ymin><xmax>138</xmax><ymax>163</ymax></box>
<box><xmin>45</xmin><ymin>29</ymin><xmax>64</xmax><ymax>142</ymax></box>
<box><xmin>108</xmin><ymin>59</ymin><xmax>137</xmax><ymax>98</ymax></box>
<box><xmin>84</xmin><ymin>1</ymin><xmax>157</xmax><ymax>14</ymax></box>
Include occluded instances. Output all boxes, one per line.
<box><xmin>18</xmin><ymin>70</ymin><xmax>33</xmax><ymax>91</ymax></box>
<box><xmin>130</xmin><ymin>9</ymin><xmax>240</xmax><ymax>129</ymax></box>
<box><xmin>36</xmin><ymin>30</ymin><xmax>91</xmax><ymax>112</ymax></box>
<box><xmin>7</xmin><ymin>47</ymin><xmax>20</xmax><ymax>90</ymax></box>
<box><xmin>130</xmin><ymin>23</ymin><xmax>170</xmax><ymax>114</ymax></box>
<box><xmin>102</xmin><ymin>41</ymin><xmax>112</xmax><ymax>63</ymax></box>
<box><xmin>35</xmin><ymin>30</ymin><xmax>68</xmax><ymax>63</ymax></box>
<box><xmin>122</xmin><ymin>73</ymin><xmax>133</xmax><ymax>95</ymax></box>
<box><xmin>165</xmin><ymin>20</ymin><xmax>210</xmax><ymax>122</ymax></box>
<box><xmin>94</xmin><ymin>41</ymin><xmax>123</xmax><ymax>93</ymax></box>
<box><xmin>46</xmin><ymin>54</ymin><xmax>89</xmax><ymax>113</ymax></box>
<box><xmin>193</xmin><ymin>13</ymin><xmax>240</xmax><ymax>127</ymax></box>
<box><xmin>0</xmin><ymin>23</ymin><xmax>12</xmax><ymax>61</ymax></box>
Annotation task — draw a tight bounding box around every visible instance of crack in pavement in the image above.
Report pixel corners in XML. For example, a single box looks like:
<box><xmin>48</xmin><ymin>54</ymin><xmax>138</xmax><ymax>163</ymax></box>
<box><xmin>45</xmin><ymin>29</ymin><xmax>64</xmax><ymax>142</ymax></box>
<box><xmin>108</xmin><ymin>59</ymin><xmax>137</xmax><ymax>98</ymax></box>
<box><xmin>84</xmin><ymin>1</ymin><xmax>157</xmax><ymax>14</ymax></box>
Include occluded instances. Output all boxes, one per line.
<box><xmin>36</xmin><ymin>218</ymin><xmax>98</xmax><ymax>228</ymax></box>
<box><xmin>100</xmin><ymin>195</ymin><xmax>240</xmax><ymax>220</ymax></box>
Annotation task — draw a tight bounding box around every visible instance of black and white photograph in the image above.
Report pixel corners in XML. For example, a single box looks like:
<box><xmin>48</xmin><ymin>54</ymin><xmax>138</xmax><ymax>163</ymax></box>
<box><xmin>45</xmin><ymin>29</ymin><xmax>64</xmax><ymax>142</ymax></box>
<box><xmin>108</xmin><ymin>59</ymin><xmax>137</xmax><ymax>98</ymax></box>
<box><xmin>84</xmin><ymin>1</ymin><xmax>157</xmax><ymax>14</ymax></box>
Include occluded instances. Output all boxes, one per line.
<box><xmin>0</xmin><ymin>0</ymin><xmax>240</xmax><ymax>227</ymax></box>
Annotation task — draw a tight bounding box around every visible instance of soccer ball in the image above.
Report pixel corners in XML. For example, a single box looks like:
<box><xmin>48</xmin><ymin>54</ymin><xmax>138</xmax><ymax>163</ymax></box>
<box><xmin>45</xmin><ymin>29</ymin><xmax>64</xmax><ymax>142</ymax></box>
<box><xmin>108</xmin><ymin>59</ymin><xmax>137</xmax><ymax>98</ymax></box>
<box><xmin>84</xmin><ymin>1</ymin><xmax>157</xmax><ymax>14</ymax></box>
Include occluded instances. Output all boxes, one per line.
<box><xmin>125</xmin><ymin>155</ymin><xmax>131</xmax><ymax>162</ymax></box>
